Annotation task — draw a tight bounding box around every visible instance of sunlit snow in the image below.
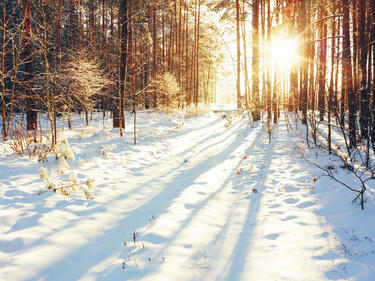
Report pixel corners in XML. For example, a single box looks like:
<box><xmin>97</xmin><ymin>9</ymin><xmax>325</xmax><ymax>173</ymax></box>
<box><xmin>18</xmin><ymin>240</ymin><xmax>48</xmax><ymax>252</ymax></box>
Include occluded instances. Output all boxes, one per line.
<box><xmin>0</xmin><ymin>111</ymin><xmax>374</xmax><ymax>281</ymax></box>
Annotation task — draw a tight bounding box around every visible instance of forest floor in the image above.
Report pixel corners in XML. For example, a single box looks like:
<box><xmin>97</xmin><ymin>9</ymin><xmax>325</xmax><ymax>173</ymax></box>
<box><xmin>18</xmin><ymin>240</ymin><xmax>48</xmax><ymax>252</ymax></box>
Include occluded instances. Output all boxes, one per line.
<box><xmin>0</xmin><ymin>110</ymin><xmax>374</xmax><ymax>281</ymax></box>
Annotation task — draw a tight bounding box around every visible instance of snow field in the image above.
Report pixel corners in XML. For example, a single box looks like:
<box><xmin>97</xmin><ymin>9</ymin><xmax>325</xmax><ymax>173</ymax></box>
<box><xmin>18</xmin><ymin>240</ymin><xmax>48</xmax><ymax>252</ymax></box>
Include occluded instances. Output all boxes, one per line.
<box><xmin>0</xmin><ymin>111</ymin><xmax>374</xmax><ymax>280</ymax></box>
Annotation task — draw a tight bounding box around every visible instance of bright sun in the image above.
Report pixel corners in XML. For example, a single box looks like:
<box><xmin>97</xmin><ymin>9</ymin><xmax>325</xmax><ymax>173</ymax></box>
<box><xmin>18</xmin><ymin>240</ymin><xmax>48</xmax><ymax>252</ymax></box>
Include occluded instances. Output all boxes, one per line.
<box><xmin>269</xmin><ymin>37</ymin><xmax>299</xmax><ymax>69</ymax></box>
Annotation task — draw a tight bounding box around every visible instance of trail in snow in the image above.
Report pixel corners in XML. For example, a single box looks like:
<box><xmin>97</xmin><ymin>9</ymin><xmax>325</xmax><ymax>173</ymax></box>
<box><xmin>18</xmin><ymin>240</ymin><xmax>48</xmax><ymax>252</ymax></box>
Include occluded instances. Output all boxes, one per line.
<box><xmin>0</xmin><ymin>111</ymin><xmax>374</xmax><ymax>281</ymax></box>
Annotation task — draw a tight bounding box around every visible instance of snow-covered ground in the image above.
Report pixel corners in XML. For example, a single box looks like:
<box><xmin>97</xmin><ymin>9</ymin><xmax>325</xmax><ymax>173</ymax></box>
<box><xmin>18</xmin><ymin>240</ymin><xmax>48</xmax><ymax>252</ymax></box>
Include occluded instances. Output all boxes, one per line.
<box><xmin>0</xmin><ymin>111</ymin><xmax>374</xmax><ymax>281</ymax></box>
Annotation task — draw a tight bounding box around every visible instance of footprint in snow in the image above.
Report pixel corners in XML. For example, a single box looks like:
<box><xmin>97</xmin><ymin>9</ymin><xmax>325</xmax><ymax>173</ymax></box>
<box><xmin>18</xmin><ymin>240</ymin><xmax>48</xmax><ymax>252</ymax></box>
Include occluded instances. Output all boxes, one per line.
<box><xmin>270</xmin><ymin>210</ymin><xmax>284</xmax><ymax>215</ymax></box>
<box><xmin>297</xmin><ymin>201</ymin><xmax>315</xmax><ymax>209</ymax></box>
<box><xmin>284</xmin><ymin>186</ymin><xmax>299</xmax><ymax>193</ymax></box>
<box><xmin>280</xmin><ymin>215</ymin><xmax>297</xmax><ymax>221</ymax></box>
<box><xmin>313</xmin><ymin>251</ymin><xmax>340</xmax><ymax>260</ymax></box>
<box><xmin>266</xmin><ymin>233</ymin><xmax>280</xmax><ymax>240</ymax></box>
<box><xmin>232</xmin><ymin>185</ymin><xmax>242</xmax><ymax>191</ymax></box>
<box><xmin>185</xmin><ymin>203</ymin><xmax>197</xmax><ymax>209</ymax></box>
<box><xmin>143</xmin><ymin>233</ymin><xmax>167</xmax><ymax>245</ymax></box>
<box><xmin>284</xmin><ymin>197</ymin><xmax>299</xmax><ymax>204</ymax></box>
<box><xmin>269</xmin><ymin>203</ymin><xmax>281</xmax><ymax>209</ymax></box>
<box><xmin>0</xmin><ymin>238</ymin><xmax>26</xmax><ymax>253</ymax></box>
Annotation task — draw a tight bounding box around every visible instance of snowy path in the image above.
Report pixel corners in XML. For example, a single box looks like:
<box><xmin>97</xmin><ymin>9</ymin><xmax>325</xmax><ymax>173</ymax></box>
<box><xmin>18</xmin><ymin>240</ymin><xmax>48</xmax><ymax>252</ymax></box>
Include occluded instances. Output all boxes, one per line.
<box><xmin>131</xmin><ymin>115</ymin><xmax>335</xmax><ymax>281</ymax></box>
<box><xmin>1</xmin><ymin>112</ymin><xmax>374</xmax><ymax>281</ymax></box>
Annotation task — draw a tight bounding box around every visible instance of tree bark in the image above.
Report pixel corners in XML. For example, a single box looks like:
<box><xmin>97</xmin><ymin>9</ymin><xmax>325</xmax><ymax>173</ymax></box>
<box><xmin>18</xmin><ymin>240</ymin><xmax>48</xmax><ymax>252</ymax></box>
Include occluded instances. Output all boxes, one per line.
<box><xmin>252</xmin><ymin>0</ymin><xmax>260</xmax><ymax>121</ymax></box>
<box><xmin>23</xmin><ymin>0</ymin><xmax>36</xmax><ymax>132</ymax></box>
<box><xmin>235</xmin><ymin>0</ymin><xmax>241</xmax><ymax>109</ymax></box>
<box><xmin>318</xmin><ymin>4</ymin><xmax>327</xmax><ymax>121</ymax></box>
<box><xmin>358</xmin><ymin>0</ymin><xmax>369</xmax><ymax>139</ymax></box>
<box><xmin>343</xmin><ymin>0</ymin><xmax>356</xmax><ymax>147</ymax></box>
<box><xmin>113</xmin><ymin>0</ymin><xmax>127</xmax><ymax>129</ymax></box>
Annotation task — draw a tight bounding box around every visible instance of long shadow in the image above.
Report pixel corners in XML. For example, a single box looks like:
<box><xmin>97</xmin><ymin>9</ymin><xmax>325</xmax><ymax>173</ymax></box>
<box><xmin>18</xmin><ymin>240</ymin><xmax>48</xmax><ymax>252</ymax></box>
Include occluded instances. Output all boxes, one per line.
<box><xmin>219</xmin><ymin>125</ymin><xmax>278</xmax><ymax>281</ymax></box>
<box><xmin>161</xmin><ymin>112</ymin><xmax>226</xmax><ymax>138</ymax></box>
<box><xmin>25</xmin><ymin>117</ymin><xmax>262</xmax><ymax>281</ymax></box>
<box><xmin>66</xmin><ymin>114</ymin><xmax>246</xmax><ymax>187</ymax></box>
<box><xmin>190</xmin><ymin>125</ymin><xmax>269</xmax><ymax>270</ymax></box>
<box><xmin>128</xmin><ymin>124</ymin><xmax>266</xmax><ymax>279</ymax></box>
<box><xmin>118</xmin><ymin>111</ymin><xmax>225</xmax><ymax>148</ymax></box>
<box><xmin>174</xmin><ymin>117</ymin><xmax>254</xmax><ymax>160</ymax></box>
<box><xmin>0</xmin><ymin>112</ymin><xmax>226</xmax><ymax>230</ymax></box>
<box><xmin>0</xmin><ymin>115</ymin><xmax>250</xmax><ymax>264</ymax></box>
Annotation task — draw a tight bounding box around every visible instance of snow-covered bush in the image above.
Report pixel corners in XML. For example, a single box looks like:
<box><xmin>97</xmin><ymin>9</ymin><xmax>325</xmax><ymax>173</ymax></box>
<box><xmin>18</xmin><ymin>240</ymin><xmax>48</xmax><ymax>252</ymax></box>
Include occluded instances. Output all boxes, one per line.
<box><xmin>99</xmin><ymin>144</ymin><xmax>117</xmax><ymax>158</ymax></box>
<box><xmin>39</xmin><ymin>166</ymin><xmax>95</xmax><ymax>199</ymax></box>
<box><xmin>54</xmin><ymin>138</ymin><xmax>75</xmax><ymax>160</ymax></box>
<box><xmin>153</xmin><ymin>72</ymin><xmax>181</xmax><ymax>110</ymax></box>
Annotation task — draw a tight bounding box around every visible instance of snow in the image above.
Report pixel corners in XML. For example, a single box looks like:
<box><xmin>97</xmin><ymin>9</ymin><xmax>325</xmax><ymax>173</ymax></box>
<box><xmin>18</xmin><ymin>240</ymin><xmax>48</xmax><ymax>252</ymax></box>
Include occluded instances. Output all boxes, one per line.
<box><xmin>0</xmin><ymin>111</ymin><xmax>374</xmax><ymax>280</ymax></box>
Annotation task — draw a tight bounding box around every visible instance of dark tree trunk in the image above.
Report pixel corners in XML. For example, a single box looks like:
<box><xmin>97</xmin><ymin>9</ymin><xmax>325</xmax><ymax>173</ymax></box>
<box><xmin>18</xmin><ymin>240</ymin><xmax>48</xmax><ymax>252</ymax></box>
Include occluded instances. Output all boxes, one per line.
<box><xmin>266</xmin><ymin>0</ymin><xmax>271</xmax><ymax>118</ymax></box>
<box><xmin>371</xmin><ymin>0</ymin><xmax>375</xmax><ymax>147</ymax></box>
<box><xmin>113</xmin><ymin>0</ymin><xmax>127</xmax><ymax>129</ymax></box>
<box><xmin>300</xmin><ymin>0</ymin><xmax>308</xmax><ymax>124</ymax></box>
<box><xmin>343</xmin><ymin>0</ymin><xmax>356</xmax><ymax>147</ymax></box>
<box><xmin>153</xmin><ymin>4</ymin><xmax>157</xmax><ymax>108</ymax></box>
<box><xmin>358</xmin><ymin>0</ymin><xmax>369</xmax><ymax>140</ymax></box>
<box><xmin>328</xmin><ymin>1</ymin><xmax>337</xmax><ymax>154</ymax></box>
<box><xmin>318</xmin><ymin>4</ymin><xmax>327</xmax><ymax>121</ymax></box>
<box><xmin>23</xmin><ymin>0</ymin><xmax>36</xmax><ymax>132</ymax></box>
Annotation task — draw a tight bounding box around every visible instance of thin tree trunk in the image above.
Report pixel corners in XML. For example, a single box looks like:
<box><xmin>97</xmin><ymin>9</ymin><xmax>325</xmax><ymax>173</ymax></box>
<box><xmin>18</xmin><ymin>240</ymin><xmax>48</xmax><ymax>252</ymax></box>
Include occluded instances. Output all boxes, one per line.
<box><xmin>113</xmin><ymin>0</ymin><xmax>127</xmax><ymax>130</ymax></box>
<box><xmin>24</xmin><ymin>0</ymin><xmax>37</xmax><ymax>134</ymax></box>
<box><xmin>352</xmin><ymin>0</ymin><xmax>359</xmax><ymax>112</ymax></box>
<box><xmin>153</xmin><ymin>4</ymin><xmax>157</xmax><ymax>107</ymax></box>
<box><xmin>235</xmin><ymin>0</ymin><xmax>241</xmax><ymax>109</ymax></box>
<box><xmin>358</xmin><ymin>0</ymin><xmax>369</xmax><ymax>140</ymax></box>
<box><xmin>252</xmin><ymin>0</ymin><xmax>260</xmax><ymax>121</ymax></box>
<box><xmin>318</xmin><ymin>4</ymin><xmax>327</xmax><ymax>121</ymax></box>
<box><xmin>1</xmin><ymin>2</ymin><xmax>7</xmax><ymax>140</ymax></box>
<box><xmin>266</xmin><ymin>0</ymin><xmax>271</xmax><ymax>119</ymax></box>
<box><xmin>241</xmin><ymin>0</ymin><xmax>249</xmax><ymax>109</ymax></box>
<box><xmin>185</xmin><ymin>4</ymin><xmax>190</xmax><ymax>105</ymax></box>
<box><xmin>195</xmin><ymin>0</ymin><xmax>201</xmax><ymax>107</ymax></box>
<box><xmin>371</xmin><ymin>0</ymin><xmax>375</xmax><ymax>148</ymax></box>
<box><xmin>328</xmin><ymin>1</ymin><xmax>337</xmax><ymax>154</ymax></box>
<box><xmin>343</xmin><ymin>0</ymin><xmax>356</xmax><ymax>147</ymax></box>
<box><xmin>69</xmin><ymin>0</ymin><xmax>74</xmax><ymax>50</ymax></box>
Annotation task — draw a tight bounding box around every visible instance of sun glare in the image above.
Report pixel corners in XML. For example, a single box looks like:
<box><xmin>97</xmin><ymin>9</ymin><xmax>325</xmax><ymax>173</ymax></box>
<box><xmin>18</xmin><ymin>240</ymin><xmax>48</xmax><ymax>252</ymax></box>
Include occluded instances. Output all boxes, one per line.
<box><xmin>269</xmin><ymin>37</ymin><xmax>299</xmax><ymax>69</ymax></box>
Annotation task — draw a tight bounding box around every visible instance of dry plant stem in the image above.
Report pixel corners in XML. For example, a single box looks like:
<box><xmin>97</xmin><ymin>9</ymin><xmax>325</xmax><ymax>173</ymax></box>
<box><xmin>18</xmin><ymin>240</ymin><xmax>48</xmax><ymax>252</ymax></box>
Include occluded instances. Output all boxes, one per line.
<box><xmin>298</xmin><ymin>146</ymin><xmax>368</xmax><ymax>210</ymax></box>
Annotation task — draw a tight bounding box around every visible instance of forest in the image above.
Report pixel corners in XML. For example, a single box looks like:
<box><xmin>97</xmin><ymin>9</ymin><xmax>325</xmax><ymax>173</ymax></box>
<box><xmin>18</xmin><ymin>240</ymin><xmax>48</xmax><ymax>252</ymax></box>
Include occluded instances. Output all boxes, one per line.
<box><xmin>0</xmin><ymin>0</ymin><xmax>375</xmax><ymax>280</ymax></box>
<box><xmin>1</xmin><ymin>0</ymin><xmax>375</xmax><ymax>148</ymax></box>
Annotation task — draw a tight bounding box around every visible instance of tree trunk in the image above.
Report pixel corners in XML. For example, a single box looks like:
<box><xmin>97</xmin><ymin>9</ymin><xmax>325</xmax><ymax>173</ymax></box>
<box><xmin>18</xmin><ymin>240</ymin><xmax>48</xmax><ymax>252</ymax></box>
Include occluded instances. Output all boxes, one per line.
<box><xmin>318</xmin><ymin>4</ymin><xmax>327</xmax><ymax>121</ymax></box>
<box><xmin>358</xmin><ymin>0</ymin><xmax>369</xmax><ymax>140</ymax></box>
<box><xmin>343</xmin><ymin>0</ymin><xmax>356</xmax><ymax>147</ymax></box>
<box><xmin>195</xmin><ymin>0</ymin><xmax>201</xmax><ymax>107</ymax></box>
<box><xmin>113</xmin><ymin>0</ymin><xmax>127</xmax><ymax>129</ymax></box>
<box><xmin>371</xmin><ymin>0</ymin><xmax>375</xmax><ymax>147</ymax></box>
<box><xmin>266</xmin><ymin>0</ymin><xmax>271</xmax><ymax>119</ymax></box>
<box><xmin>1</xmin><ymin>2</ymin><xmax>7</xmax><ymax>140</ymax></box>
<box><xmin>69</xmin><ymin>0</ymin><xmax>74</xmax><ymax>50</ymax></box>
<box><xmin>241</xmin><ymin>1</ymin><xmax>249</xmax><ymax>109</ymax></box>
<box><xmin>153</xmin><ymin>4</ymin><xmax>157</xmax><ymax>108</ymax></box>
<box><xmin>236</xmin><ymin>0</ymin><xmax>241</xmax><ymax>108</ymax></box>
<box><xmin>328</xmin><ymin>1</ymin><xmax>337</xmax><ymax>154</ymax></box>
<box><xmin>235</xmin><ymin>0</ymin><xmax>241</xmax><ymax>109</ymax></box>
<box><xmin>252</xmin><ymin>0</ymin><xmax>260</xmax><ymax>121</ymax></box>
<box><xmin>23</xmin><ymin>0</ymin><xmax>36</xmax><ymax>133</ymax></box>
